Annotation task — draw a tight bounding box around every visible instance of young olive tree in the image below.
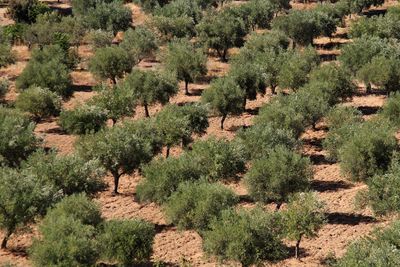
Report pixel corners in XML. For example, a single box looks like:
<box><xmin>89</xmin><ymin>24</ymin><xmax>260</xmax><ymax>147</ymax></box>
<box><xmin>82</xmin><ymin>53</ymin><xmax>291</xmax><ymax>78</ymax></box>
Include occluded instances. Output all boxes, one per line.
<box><xmin>123</xmin><ymin>69</ymin><xmax>178</xmax><ymax>117</ymax></box>
<box><xmin>89</xmin><ymin>45</ymin><xmax>133</xmax><ymax>84</ymax></box>
<box><xmin>164</xmin><ymin>38</ymin><xmax>207</xmax><ymax>95</ymax></box>
<box><xmin>99</xmin><ymin>219</ymin><xmax>155</xmax><ymax>266</ymax></box>
<box><xmin>76</xmin><ymin>122</ymin><xmax>156</xmax><ymax>194</ymax></box>
<box><xmin>196</xmin><ymin>9</ymin><xmax>247</xmax><ymax>61</ymax></box>
<box><xmin>245</xmin><ymin>147</ymin><xmax>312</xmax><ymax>209</ymax></box>
<box><xmin>203</xmin><ymin>208</ymin><xmax>287</xmax><ymax>266</ymax></box>
<box><xmin>0</xmin><ymin>107</ymin><xmax>39</xmax><ymax>167</ymax></box>
<box><xmin>120</xmin><ymin>26</ymin><xmax>158</xmax><ymax>64</ymax></box>
<box><xmin>164</xmin><ymin>181</ymin><xmax>237</xmax><ymax>231</ymax></box>
<box><xmin>15</xmin><ymin>86</ymin><xmax>62</xmax><ymax>120</ymax></box>
<box><xmin>282</xmin><ymin>192</ymin><xmax>326</xmax><ymax>259</ymax></box>
<box><xmin>201</xmin><ymin>77</ymin><xmax>245</xmax><ymax>130</ymax></box>
<box><xmin>0</xmin><ymin>167</ymin><xmax>55</xmax><ymax>249</ymax></box>
<box><xmin>30</xmin><ymin>194</ymin><xmax>103</xmax><ymax>266</ymax></box>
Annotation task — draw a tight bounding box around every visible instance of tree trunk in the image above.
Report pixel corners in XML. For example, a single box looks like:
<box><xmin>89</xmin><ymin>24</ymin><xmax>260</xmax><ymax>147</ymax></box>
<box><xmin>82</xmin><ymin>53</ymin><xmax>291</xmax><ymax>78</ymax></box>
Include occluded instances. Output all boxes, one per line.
<box><xmin>112</xmin><ymin>172</ymin><xmax>121</xmax><ymax>195</ymax></box>
<box><xmin>222</xmin><ymin>49</ymin><xmax>228</xmax><ymax>62</ymax></box>
<box><xmin>185</xmin><ymin>81</ymin><xmax>189</xmax><ymax>95</ymax></box>
<box><xmin>111</xmin><ymin>118</ymin><xmax>117</xmax><ymax>126</ymax></box>
<box><xmin>295</xmin><ymin>235</ymin><xmax>303</xmax><ymax>259</ymax></box>
<box><xmin>220</xmin><ymin>114</ymin><xmax>227</xmax><ymax>130</ymax></box>
<box><xmin>111</xmin><ymin>77</ymin><xmax>117</xmax><ymax>85</ymax></box>
<box><xmin>275</xmin><ymin>202</ymin><xmax>282</xmax><ymax>211</ymax></box>
<box><xmin>166</xmin><ymin>146</ymin><xmax>170</xmax><ymax>158</ymax></box>
<box><xmin>242</xmin><ymin>96</ymin><xmax>247</xmax><ymax>110</ymax></box>
<box><xmin>271</xmin><ymin>85</ymin><xmax>277</xmax><ymax>95</ymax></box>
<box><xmin>1</xmin><ymin>230</ymin><xmax>12</xmax><ymax>249</ymax></box>
<box><xmin>366</xmin><ymin>82</ymin><xmax>372</xmax><ymax>94</ymax></box>
<box><xmin>144</xmin><ymin>103</ymin><xmax>150</xmax><ymax>117</ymax></box>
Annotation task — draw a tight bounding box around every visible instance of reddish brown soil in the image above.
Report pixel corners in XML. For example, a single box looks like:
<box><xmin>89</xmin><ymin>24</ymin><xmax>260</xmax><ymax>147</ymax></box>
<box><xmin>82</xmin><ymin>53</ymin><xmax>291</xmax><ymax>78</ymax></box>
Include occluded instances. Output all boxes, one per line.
<box><xmin>0</xmin><ymin>1</ymin><xmax>398</xmax><ymax>266</ymax></box>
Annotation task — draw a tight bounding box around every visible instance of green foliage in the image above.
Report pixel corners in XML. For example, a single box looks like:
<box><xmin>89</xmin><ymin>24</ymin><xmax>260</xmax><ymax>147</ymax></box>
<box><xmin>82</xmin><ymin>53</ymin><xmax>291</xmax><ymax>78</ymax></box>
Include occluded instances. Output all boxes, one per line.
<box><xmin>236</xmin><ymin>123</ymin><xmax>299</xmax><ymax>160</ymax></box>
<box><xmin>336</xmin><ymin>220</ymin><xmax>400</xmax><ymax>266</ymax></box>
<box><xmin>0</xmin><ymin>167</ymin><xmax>55</xmax><ymax>249</ymax></box>
<box><xmin>99</xmin><ymin>219</ymin><xmax>155</xmax><ymax>266</ymax></box>
<box><xmin>84</xmin><ymin>1</ymin><xmax>132</xmax><ymax>34</ymax></box>
<box><xmin>325</xmin><ymin>106</ymin><xmax>363</xmax><ymax>131</ymax></box>
<box><xmin>89</xmin><ymin>83</ymin><xmax>136</xmax><ymax>124</ymax></box>
<box><xmin>201</xmin><ymin>77</ymin><xmax>245</xmax><ymax>130</ymax></box>
<box><xmin>136</xmin><ymin>155</ymin><xmax>206</xmax><ymax>204</ymax></box>
<box><xmin>30</xmin><ymin>194</ymin><xmax>102</xmax><ymax>267</ymax></box>
<box><xmin>89</xmin><ymin>45</ymin><xmax>133</xmax><ymax>83</ymax></box>
<box><xmin>86</xmin><ymin>30</ymin><xmax>114</xmax><ymax>49</ymax></box>
<box><xmin>0</xmin><ymin>79</ymin><xmax>9</xmax><ymax>100</ymax></box>
<box><xmin>245</xmin><ymin>147</ymin><xmax>311</xmax><ymax>206</ymax></box>
<box><xmin>0</xmin><ymin>44</ymin><xmax>15</xmax><ymax>67</ymax></box>
<box><xmin>189</xmin><ymin>137</ymin><xmax>246</xmax><ymax>181</ymax></box>
<box><xmin>339</xmin><ymin>120</ymin><xmax>397</xmax><ymax>181</ymax></box>
<box><xmin>71</xmin><ymin>0</ymin><xmax>97</xmax><ymax>15</ymax></box>
<box><xmin>8</xmin><ymin>0</ymin><xmax>50</xmax><ymax>23</ymax></box>
<box><xmin>380</xmin><ymin>92</ymin><xmax>400</xmax><ymax>127</ymax></box>
<box><xmin>203</xmin><ymin>207</ymin><xmax>287</xmax><ymax>266</ymax></box>
<box><xmin>366</xmin><ymin>159</ymin><xmax>400</xmax><ymax>216</ymax></box>
<box><xmin>23</xmin><ymin>150</ymin><xmax>106</xmax><ymax>197</ymax></box>
<box><xmin>0</xmin><ymin>107</ymin><xmax>39</xmax><ymax>167</ymax></box>
<box><xmin>151</xmin><ymin>15</ymin><xmax>195</xmax><ymax>40</ymax></box>
<box><xmin>245</xmin><ymin>30</ymin><xmax>290</xmax><ymax>53</ymax></box>
<box><xmin>154</xmin><ymin>0</ymin><xmax>202</xmax><ymax>24</ymax></box>
<box><xmin>308</xmin><ymin>63</ymin><xmax>356</xmax><ymax>105</ymax></box>
<box><xmin>179</xmin><ymin>103</ymin><xmax>209</xmax><ymax>136</ymax></box>
<box><xmin>16</xmin><ymin>45</ymin><xmax>72</xmax><ymax>98</ymax></box>
<box><xmin>120</xmin><ymin>26</ymin><xmax>158</xmax><ymax>63</ymax></box>
<box><xmin>76</xmin><ymin>121</ymin><xmax>156</xmax><ymax>193</ymax></box>
<box><xmin>15</xmin><ymin>86</ymin><xmax>61</xmax><ymax>120</ymax></box>
<box><xmin>196</xmin><ymin>9</ymin><xmax>247</xmax><ymax>61</ymax></box>
<box><xmin>164</xmin><ymin>38</ymin><xmax>207</xmax><ymax>95</ymax></box>
<box><xmin>255</xmin><ymin>95</ymin><xmax>306</xmax><ymax>138</ymax></box>
<box><xmin>278</xmin><ymin>47</ymin><xmax>319</xmax><ymax>91</ymax></box>
<box><xmin>282</xmin><ymin>192</ymin><xmax>326</xmax><ymax>258</ymax></box>
<box><xmin>59</xmin><ymin>105</ymin><xmax>108</xmax><ymax>135</ymax></box>
<box><xmin>165</xmin><ymin>181</ymin><xmax>237</xmax><ymax>231</ymax></box>
<box><xmin>123</xmin><ymin>69</ymin><xmax>178</xmax><ymax>117</ymax></box>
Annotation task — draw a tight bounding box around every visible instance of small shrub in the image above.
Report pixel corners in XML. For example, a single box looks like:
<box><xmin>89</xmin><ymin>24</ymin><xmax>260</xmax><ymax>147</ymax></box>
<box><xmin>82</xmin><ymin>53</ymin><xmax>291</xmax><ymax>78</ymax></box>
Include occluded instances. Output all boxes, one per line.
<box><xmin>0</xmin><ymin>44</ymin><xmax>15</xmax><ymax>67</ymax></box>
<box><xmin>59</xmin><ymin>105</ymin><xmax>108</xmax><ymax>135</ymax></box>
<box><xmin>86</xmin><ymin>30</ymin><xmax>114</xmax><ymax>49</ymax></box>
<box><xmin>15</xmin><ymin>86</ymin><xmax>61</xmax><ymax>120</ymax></box>
<box><xmin>180</xmin><ymin>103</ymin><xmax>209</xmax><ymax>136</ymax></box>
<box><xmin>203</xmin><ymin>207</ymin><xmax>287</xmax><ymax>266</ymax></box>
<box><xmin>30</xmin><ymin>194</ymin><xmax>102</xmax><ymax>267</ymax></box>
<box><xmin>245</xmin><ymin>147</ymin><xmax>312</xmax><ymax>208</ymax></box>
<box><xmin>164</xmin><ymin>181</ymin><xmax>237</xmax><ymax>230</ymax></box>
<box><xmin>339</xmin><ymin>119</ymin><xmax>398</xmax><ymax>181</ymax></box>
<box><xmin>99</xmin><ymin>219</ymin><xmax>155</xmax><ymax>266</ymax></box>
<box><xmin>325</xmin><ymin>106</ymin><xmax>363</xmax><ymax>130</ymax></box>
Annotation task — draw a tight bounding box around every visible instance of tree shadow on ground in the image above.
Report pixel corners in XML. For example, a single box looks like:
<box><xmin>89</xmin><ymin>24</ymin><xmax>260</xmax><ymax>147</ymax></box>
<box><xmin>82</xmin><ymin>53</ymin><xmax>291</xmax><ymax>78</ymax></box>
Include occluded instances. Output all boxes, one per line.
<box><xmin>71</xmin><ymin>84</ymin><xmax>93</xmax><ymax>93</ymax></box>
<box><xmin>308</xmin><ymin>154</ymin><xmax>334</xmax><ymax>165</ymax></box>
<box><xmin>326</xmin><ymin>212</ymin><xmax>376</xmax><ymax>226</ymax></box>
<box><xmin>312</xmin><ymin>180</ymin><xmax>353</xmax><ymax>193</ymax></box>
<box><xmin>357</xmin><ymin>106</ymin><xmax>381</xmax><ymax>116</ymax></box>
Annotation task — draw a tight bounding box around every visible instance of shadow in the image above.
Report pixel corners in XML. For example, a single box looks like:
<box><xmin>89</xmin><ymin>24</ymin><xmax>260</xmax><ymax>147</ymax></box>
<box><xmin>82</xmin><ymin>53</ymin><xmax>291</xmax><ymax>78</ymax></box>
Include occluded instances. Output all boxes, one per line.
<box><xmin>227</xmin><ymin>125</ymin><xmax>249</xmax><ymax>132</ymax></box>
<box><xmin>302</xmin><ymin>138</ymin><xmax>323</xmax><ymax>150</ymax></box>
<box><xmin>154</xmin><ymin>224</ymin><xmax>175</xmax><ymax>234</ymax></box>
<box><xmin>238</xmin><ymin>195</ymin><xmax>254</xmax><ymax>205</ymax></box>
<box><xmin>326</xmin><ymin>212</ymin><xmax>376</xmax><ymax>225</ymax></box>
<box><xmin>333</xmin><ymin>32</ymin><xmax>348</xmax><ymax>39</ymax></box>
<box><xmin>196</xmin><ymin>75</ymin><xmax>215</xmax><ymax>84</ymax></box>
<box><xmin>245</xmin><ymin>107</ymin><xmax>260</xmax><ymax>116</ymax></box>
<box><xmin>97</xmin><ymin>261</ymin><xmax>178</xmax><ymax>267</ymax></box>
<box><xmin>5</xmin><ymin>246</ymin><xmax>28</xmax><ymax>258</ymax></box>
<box><xmin>354</xmin><ymin>89</ymin><xmax>387</xmax><ymax>97</ymax></box>
<box><xmin>357</xmin><ymin>106</ymin><xmax>380</xmax><ymax>116</ymax></box>
<box><xmin>363</xmin><ymin>8</ymin><xmax>387</xmax><ymax>18</ymax></box>
<box><xmin>286</xmin><ymin>246</ymin><xmax>310</xmax><ymax>261</ymax></box>
<box><xmin>314</xmin><ymin>42</ymin><xmax>341</xmax><ymax>50</ymax></box>
<box><xmin>188</xmin><ymin>88</ymin><xmax>205</xmax><ymax>96</ymax></box>
<box><xmin>42</xmin><ymin>126</ymin><xmax>66</xmax><ymax>135</ymax></box>
<box><xmin>319</xmin><ymin>53</ymin><xmax>337</xmax><ymax>62</ymax></box>
<box><xmin>308</xmin><ymin>154</ymin><xmax>334</xmax><ymax>165</ymax></box>
<box><xmin>71</xmin><ymin>84</ymin><xmax>93</xmax><ymax>92</ymax></box>
<box><xmin>312</xmin><ymin>180</ymin><xmax>353</xmax><ymax>193</ymax></box>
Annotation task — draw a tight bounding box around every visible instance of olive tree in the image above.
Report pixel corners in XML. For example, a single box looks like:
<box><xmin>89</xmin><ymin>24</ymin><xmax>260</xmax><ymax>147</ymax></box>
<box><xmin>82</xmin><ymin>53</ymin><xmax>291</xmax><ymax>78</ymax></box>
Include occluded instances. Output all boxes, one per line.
<box><xmin>89</xmin><ymin>84</ymin><xmax>136</xmax><ymax>125</ymax></box>
<box><xmin>120</xmin><ymin>26</ymin><xmax>158</xmax><ymax>63</ymax></box>
<box><xmin>16</xmin><ymin>45</ymin><xmax>72</xmax><ymax>98</ymax></box>
<box><xmin>201</xmin><ymin>77</ymin><xmax>245</xmax><ymax>130</ymax></box>
<box><xmin>0</xmin><ymin>80</ymin><xmax>9</xmax><ymax>100</ymax></box>
<box><xmin>89</xmin><ymin>45</ymin><xmax>133</xmax><ymax>84</ymax></box>
<box><xmin>164</xmin><ymin>181</ymin><xmax>237</xmax><ymax>230</ymax></box>
<box><xmin>245</xmin><ymin>147</ymin><xmax>312</xmax><ymax>209</ymax></box>
<box><xmin>15</xmin><ymin>86</ymin><xmax>62</xmax><ymax>120</ymax></box>
<box><xmin>59</xmin><ymin>105</ymin><xmax>108</xmax><ymax>135</ymax></box>
<box><xmin>76</xmin><ymin>122</ymin><xmax>156</xmax><ymax>194</ymax></box>
<box><xmin>0</xmin><ymin>107</ymin><xmax>39</xmax><ymax>167</ymax></box>
<box><xmin>203</xmin><ymin>208</ymin><xmax>287</xmax><ymax>266</ymax></box>
<box><xmin>123</xmin><ymin>69</ymin><xmax>178</xmax><ymax>117</ymax></box>
<box><xmin>196</xmin><ymin>9</ymin><xmax>247</xmax><ymax>61</ymax></box>
<box><xmin>282</xmin><ymin>192</ymin><xmax>326</xmax><ymax>259</ymax></box>
<box><xmin>8</xmin><ymin>0</ymin><xmax>50</xmax><ymax>23</ymax></box>
<box><xmin>0</xmin><ymin>44</ymin><xmax>15</xmax><ymax>68</ymax></box>
<box><xmin>99</xmin><ymin>219</ymin><xmax>155</xmax><ymax>266</ymax></box>
<box><xmin>30</xmin><ymin>194</ymin><xmax>102</xmax><ymax>266</ymax></box>
<box><xmin>164</xmin><ymin>38</ymin><xmax>207</xmax><ymax>95</ymax></box>
<box><xmin>380</xmin><ymin>92</ymin><xmax>400</xmax><ymax>127</ymax></box>
<box><xmin>0</xmin><ymin>167</ymin><xmax>54</xmax><ymax>249</ymax></box>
